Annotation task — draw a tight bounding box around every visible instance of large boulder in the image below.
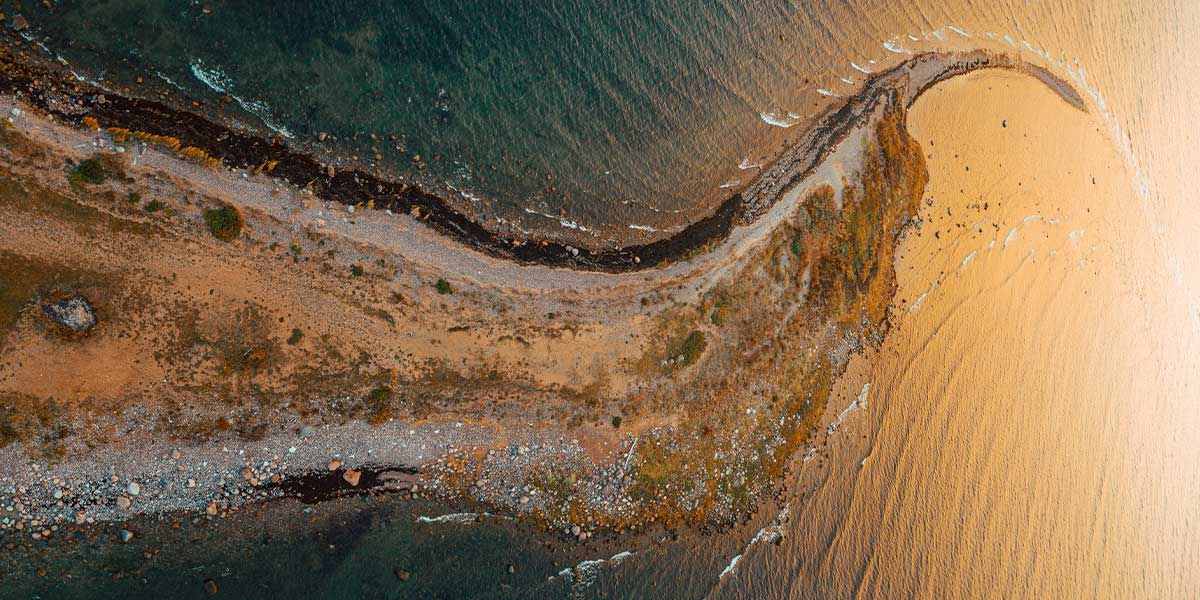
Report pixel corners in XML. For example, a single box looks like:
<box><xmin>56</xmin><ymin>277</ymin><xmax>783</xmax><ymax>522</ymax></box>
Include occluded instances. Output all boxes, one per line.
<box><xmin>41</xmin><ymin>294</ymin><xmax>97</xmax><ymax>333</ymax></box>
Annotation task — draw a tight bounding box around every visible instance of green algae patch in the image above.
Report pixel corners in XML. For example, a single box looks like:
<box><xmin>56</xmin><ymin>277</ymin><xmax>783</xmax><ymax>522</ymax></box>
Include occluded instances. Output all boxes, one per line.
<box><xmin>204</xmin><ymin>204</ymin><xmax>243</xmax><ymax>242</ymax></box>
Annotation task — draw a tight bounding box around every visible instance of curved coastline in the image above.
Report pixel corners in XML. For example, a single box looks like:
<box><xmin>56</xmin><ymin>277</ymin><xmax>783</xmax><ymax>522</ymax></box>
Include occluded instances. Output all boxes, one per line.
<box><xmin>0</xmin><ymin>37</ymin><xmax>1103</xmax><ymax>589</ymax></box>
<box><xmin>0</xmin><ymin>39</ymin><xmax>1083</xmax><ymax>273</ymax></box>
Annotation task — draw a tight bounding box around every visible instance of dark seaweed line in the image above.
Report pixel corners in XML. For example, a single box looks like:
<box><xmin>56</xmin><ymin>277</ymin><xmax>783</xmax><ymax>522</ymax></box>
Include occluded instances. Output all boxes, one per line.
<box><xmin>0</xmin><ymin>42</ymin><xmax>1037</xmax><ymax>274</ymax></box>
<box><xmin>0</xmin><ymin>42</ymin><xmax>743</xmax><ymax>273</ymax></box>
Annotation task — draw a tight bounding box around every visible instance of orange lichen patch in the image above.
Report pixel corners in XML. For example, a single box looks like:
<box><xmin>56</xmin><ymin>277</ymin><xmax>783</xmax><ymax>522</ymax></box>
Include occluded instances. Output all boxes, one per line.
<box><xmin>81</xmin><ymin>116</ymin><xmax>99</xmax><ymax>130</ymax></box>
<box><xmin>106</xmin><ymin>127</ymin><xmax>183</xmax><ymax>151</ymax></box>
<box><xmin>179</xmin><ymin>146</ymin><xmax>223</xmax><ymax>169</ymax></box>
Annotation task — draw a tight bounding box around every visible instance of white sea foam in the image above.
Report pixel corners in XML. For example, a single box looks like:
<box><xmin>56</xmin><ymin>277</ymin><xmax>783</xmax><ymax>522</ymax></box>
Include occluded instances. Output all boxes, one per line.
<box><xmin>839</xmin><ymin>77</ymin><xmax>855</xmax><ymax>85</ymax></box>
<box><xmin>628</xmin><ymin>224</ymin><xmax>659</xmax><ymax>232</ymax></box>
<box><xmin>759</xmin><ymin>111</ymin><xmax>798</xmax><ymax>128</ymax></box>
<box><xmin>961</xmin><ymin>250</ymin><xmax>977</xmax><ymax>268</ymax></box>
<box><xmin>738</xmin><ymin>158</ymin><xmax>762</xmax><ymax>170</ymax></box>
<box><xmin>719</xmin><ymin>554</ymin><xmax>742</xmax><ymax>579</ymax></box>
<box><xmin>816</xmin><ymin>89</ymin><xmax>836</xmax><ymax>97</ymax></box>
<box><xmin>883</xmin><ymin>39</ymin><xmax>912</xmax><ymax>54</ymax></box>
<box><xmin>946</xmin><ymin>25</ymin><xmax>971</xmax><ymax>38</ymax></box>
<box><xmin>548</xmin><ymin>550</ymin><xmax>635</xmax><ymax>592</ymax></box>
<box><xmin>851</xmin><ymin>62</ymin><xmax>872</xmax><ymax>74</ymax></box>
<box><xmin>190</xmin><ymin>60</ymin><xmax>294</xmax><ymax>139</ymax></box>
<box><xmin>719</xmin><ymin>178</ymin><xmax>741</xmax><ymax>189</ymax></box>
<box><xmin>1004</xmin><ymin>227</ymin><xmax>1019</xmax><ymax>247</ymax></box>
<box><xmin>828</xmin><ymin>385</ymin><xmax>869</xmax><ymax>434</ymax></box>
<box><xmin>415</xmin><ymin>512</ymin><xmax>503</xmax><ymax>524</ymax></box>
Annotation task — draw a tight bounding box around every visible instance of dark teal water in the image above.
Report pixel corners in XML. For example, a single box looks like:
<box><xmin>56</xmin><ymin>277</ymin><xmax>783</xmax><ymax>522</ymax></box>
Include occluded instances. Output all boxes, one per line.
<box><xmin>15</xmin><ymin>1</ymin><xmax>1147</xmax><ymax>249</ymax></box>
<box><xmin>16</xmin><ymin>0</ymin><xmax>872</xmax><ymax>246</ymax></box>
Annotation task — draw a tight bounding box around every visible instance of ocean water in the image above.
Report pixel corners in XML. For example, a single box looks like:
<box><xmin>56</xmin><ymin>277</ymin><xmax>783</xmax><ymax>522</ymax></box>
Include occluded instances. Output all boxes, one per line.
<box><xmin>6</xmin><ymin>1</ymin><xmax>1200</xmax><ymax>598</ymax></box>
<box><xmin>16</xmin><ymin>1</ymin><xmax>1193</xmax><ymax>249</ymax></box>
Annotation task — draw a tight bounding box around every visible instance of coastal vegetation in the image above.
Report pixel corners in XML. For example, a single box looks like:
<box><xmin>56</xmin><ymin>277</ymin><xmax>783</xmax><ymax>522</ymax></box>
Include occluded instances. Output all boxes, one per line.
<box><xmin>0</xmin><ymin>43</ymin><xmax>951</xmax><ymax>542</ymax></box>
<box><xmin>203</xmin><ymin>204</ymin><xmax>243</xmax><ymax>241</ymax></box>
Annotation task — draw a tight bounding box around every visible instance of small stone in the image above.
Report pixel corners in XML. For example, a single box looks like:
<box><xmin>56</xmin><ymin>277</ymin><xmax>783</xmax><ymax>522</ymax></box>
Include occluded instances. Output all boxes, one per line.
<box><xmin>327</xmin><ymin>460</ymin><xmax>342</xmax><ymax>471</ymax></box>
<box><xmin>241</xmin><ymin>468</ymin><xmax>254</xmax><ymax>481</ymax></box>
<box><xmin>40</xmin><ymin>294</ymin><xmax>97</xmax><ymax>333</ymax></box>
<box><xmin>119</xmin><ymin>529</ymin><xmax>134</xmax><ymax>543</ymax></box>
<box><xmin>519</xmin><ymin>496</ymin><xmax>529</xmax><ymax>505</ymax></box>
<box><xmin>10</xmin><ymin>15</ymin><xmax>28</xmax><ymax>32</ymax></box>
<box><xmin>127</xmin><ymin>482</ymin><xmax>141</xmax><ymax>496</ymax></box>
<box><xmin>394</xmin><ymin>568</ymin><xmax>411</xmax><ymax>582</ymax></box>
<box><xmin>52</xmin><ymin>489</ymin><xmax>63</xmax><ymax>500</ymax></box>
<box><xmin>571</xmin><ymin>525</ymin><xmax>581</xmax><ymax>536</ymax></box>
<box><xmin>205</xmin><ymin>502</ymin><xmax>218</xmax><ymax>516</ymax></box>
<box><xmin>507</xmin><ymin>564</ymin><xmax>516</xmax><ymax>574</ymax></box>
<box><xmin>203</xmin><ymin>578</ymin><xmax>219</xmax><ymax>596</ymax></box>
<box><xmin>1002</xmin><ymin>119</ymin><xmax>1008</xmax><ymax>128</ymax></box>
<box><xmin>187</xmin><ymin>479</ymin><xmax>197</xmax><ymax>488</ymax></box>
<box><xmin>342</xmin><ymin>470</ymin><xmax>361</xmax><ymax>487</ymax></box>
<box><xmin>172</xmin><ymin>449</ymin><xmax>182</xmax><ymax>460</ymax></box>
<box><xmin>116</xmin><ymin>496</ymin><xmax>131</xmax><ymax>510</ymax></box>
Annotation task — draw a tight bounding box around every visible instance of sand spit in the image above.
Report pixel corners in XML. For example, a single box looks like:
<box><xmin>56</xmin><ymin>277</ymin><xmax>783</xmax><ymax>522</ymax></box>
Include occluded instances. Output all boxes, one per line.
<box><xmin>0</xmin><ymin>44</ymin><xmax>1088</xmax><ymax>553</ymax></box>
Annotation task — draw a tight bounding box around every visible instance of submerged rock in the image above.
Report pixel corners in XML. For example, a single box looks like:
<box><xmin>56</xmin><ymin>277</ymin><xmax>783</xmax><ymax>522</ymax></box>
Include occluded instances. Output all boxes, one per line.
<box><xmin>41</xmin><ymin>294</ymin><xmax>97</xmax><ymax>333</ymax></box>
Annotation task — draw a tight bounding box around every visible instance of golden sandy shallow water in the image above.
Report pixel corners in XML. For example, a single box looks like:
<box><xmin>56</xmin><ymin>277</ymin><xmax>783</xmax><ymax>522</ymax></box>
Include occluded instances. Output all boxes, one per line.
<box><xmin>717</xmin><ymin>68</ymin><xmax>1200</xmax><ymax>599</ymax></box>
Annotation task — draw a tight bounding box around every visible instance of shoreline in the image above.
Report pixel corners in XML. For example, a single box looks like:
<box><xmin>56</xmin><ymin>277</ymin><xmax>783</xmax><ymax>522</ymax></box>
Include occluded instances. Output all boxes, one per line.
<box><xmin>0</xmin><ymin>36</ymin><xmax>1081</xmax><ymax>273</ymax></box>
<box><xmin>0</xmin><ymin>39</ymin><xmax>1091</xmax><ymax>558</ymax></box>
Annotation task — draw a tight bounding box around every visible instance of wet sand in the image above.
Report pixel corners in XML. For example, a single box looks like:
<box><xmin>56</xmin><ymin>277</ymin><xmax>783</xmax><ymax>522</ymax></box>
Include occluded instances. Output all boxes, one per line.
<box><xmin>714</xmin><ymin>68</ymin><xmax>1200</xmax><ymax>599</ymax></box>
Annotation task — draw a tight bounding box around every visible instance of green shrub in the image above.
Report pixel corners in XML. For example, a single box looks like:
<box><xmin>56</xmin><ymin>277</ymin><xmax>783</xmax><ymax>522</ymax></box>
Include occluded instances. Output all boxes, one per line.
<box><xmin>204</xmin><ymin>204</ymin><xmax>243</xmax><ymax>242</ymax></box>
<box><xmin>435</xmin><ymin>278</ymin><xmax>453</xmax><ymax>295</ymax></box>
<box><xmin>286</xmin><ymin>328</ymin><xmax>304</xmax><ymax>345</ymax></box>
<box><xmin>143</xmin><ymin>199</ymin><xmax>165</xmax><ymax>213</ymax></box>
<box><xmin>70</xmin><ymin>159</ymin><xmax>109</xmax><ymax>185</ymax></box>
<box><xmin>679</xmin><ymin>330</ymin><xmax>707</xmax><ymax>365</ymax></box>
<box><xmin>350</xmin><ymin>264</ymin><xmax>364</xmax><ymax>277</ymax></box>
<box><xmin>611</xmin><ymin>415</ymin><xmax>622</xmax><ymax>429</ymax></box>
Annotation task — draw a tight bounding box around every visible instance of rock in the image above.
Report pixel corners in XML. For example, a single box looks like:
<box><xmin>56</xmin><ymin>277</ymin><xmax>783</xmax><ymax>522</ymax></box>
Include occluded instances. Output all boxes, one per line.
<box><xmin>171</xmin><ymin>449</ymin><xmax>182</xmax><ymax>460</ymax></box>
<box><xmin>394</xmin><ymin>568</ymin><xmax>411</xmax><ymax>582</ymax></box>
<box><xmin>40</xmin><ymin>294</ymin><xmax>97</xmax><ymax>333</ymax></box>
<box><xmin>205</xmin><ymin>502</ymin><xmax>218</xmax><ymax>516</ymax></box>
<box><xmin>119</xmin><ymin>529</ymin><xmax>134</xmax><ymax>543</ymax></box>
<box><xmin>327</xmin><ymin>459</ymin><xmax>342</xmax><ymax>471</ymax></box>
<box><xmin>342</xmin><ymin>470</ymin><xmax>361</xmax><ymax>487</ymax></box>
<box><xmin>10</xmin><ymin>14</ymin><xmax>27</xmax><ymax>32</ymax></box>
<box><xmin>127</xmin><ymin>482</ymin><xmax>141</xmax><ymax>496</ymax></box>
<box><xmin>507</xmin><ymin>564</ymin><xmax>516</xmax><ymax>574</ymax></box>
<box><xmin>299</xmin><ymin>426</ymin><xmax>315</xmax><ymax>438</ymax></box>
<box><xmin>571</xmin><ymin>525</ymin><xmax>581</xmax><ymax>536</ymax></box>
<box><xmin>203</xmin><ymin>578</ymin><xmax>219</xmax><ymax>596</ymax></box>
<box><xmin>241</xmin><ymin>468</ymin><xmax>254</xmax><ymax>481</ymax></box>
<box><xmin>116</xmin><ymin>496</ymin><xmax>131</xmax><ymax>510</ymax></box>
